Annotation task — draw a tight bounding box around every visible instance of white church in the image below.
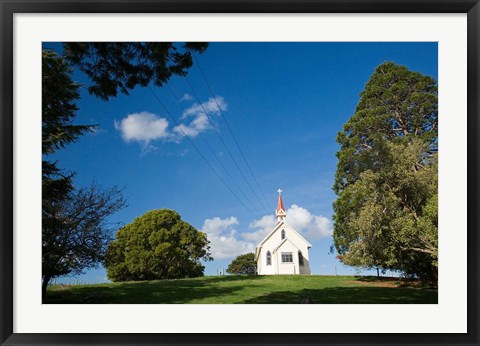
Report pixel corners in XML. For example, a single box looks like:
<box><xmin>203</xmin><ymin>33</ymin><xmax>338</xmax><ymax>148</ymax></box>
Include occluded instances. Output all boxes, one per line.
<box><xmin>255</xmin><ymin>189</ymin><xmax>312</xmax><ymax>275</ymax></box>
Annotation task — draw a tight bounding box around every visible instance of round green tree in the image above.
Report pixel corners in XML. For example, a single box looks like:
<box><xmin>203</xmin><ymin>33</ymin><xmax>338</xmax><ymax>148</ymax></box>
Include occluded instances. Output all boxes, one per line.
<box><xmin>105</xmin><ymin>209</ymin><xmax>212</xmax><ymax>281</ymax></box>
<box><xmin>226</xmin><ymin>253</ymin><xmax>257</xmax><ymax>275</ymax></box>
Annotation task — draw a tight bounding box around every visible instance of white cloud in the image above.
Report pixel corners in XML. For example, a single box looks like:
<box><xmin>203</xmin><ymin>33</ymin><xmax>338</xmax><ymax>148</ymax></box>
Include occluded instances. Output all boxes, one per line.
<box><xmin>114</xmin><ymin>112</ymin><xmax>170</xmax><ymax>144</ymax></box>
<box><xmin>201</xmin><ymin>217</ymin><xmax>255</xmax><ymax>260</ymax></box>
<box><xmin>182</xmin><ymin>96</ymin><xmax>227</xmax><ymax>118</ymax></box>
<box><xmin>286</xmin><ymin>204</ymin><xmax>332</xmax><ymax>240</ymax></box>
<box><xmin>249</xmin><ymin>215</ymin><xmax>277</xmax><ymax>231</ymax></box>
<box><xmin>180</xmin><ymin>93</ymin><xmax>193</xmax><ymax>102</ymax></box>
<box><xmin>174</xmin><ymin>97</ymin><xmax>227</xmax><ymax>139</ymax></box>
<box><xmin>114</xmin><ymin>96</ymin><xmax>228</xmax><ymax>149</ymax></box>
<box><xmin>173</xmin><ymin>113</ymin><xmax>210</xmax><ymax>138</ymax></box>
<box><xmin>201</xmin><ymin>205</ymin><xmax>332</xmax><ymax>261</ymax></box>
<box><xmin>202</xmin><ymin>216</ymin><xmax>238</xmax><ymax>235</ymax></box>
<box><xmin>243</xmin><ymin>204</ymin><xmax>332</xmax><ymax>243</ymax></box>
<box><xmin>242</xmin><ymin>215</ymin><xmax>277</xmax><ymax>242</ymax></box>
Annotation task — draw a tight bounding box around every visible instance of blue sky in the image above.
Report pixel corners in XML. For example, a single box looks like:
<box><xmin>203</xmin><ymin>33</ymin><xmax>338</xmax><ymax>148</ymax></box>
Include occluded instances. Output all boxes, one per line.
<box><xmin>44</xmin><ymin>42</ymin><xmax>438</xmax><ymax>283</ymax></box>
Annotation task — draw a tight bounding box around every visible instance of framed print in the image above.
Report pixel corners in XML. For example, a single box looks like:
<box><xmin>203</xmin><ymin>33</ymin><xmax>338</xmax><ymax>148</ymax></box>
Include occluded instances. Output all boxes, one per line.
<box><xmin>1</xmin><ymin>0</ymin><xmax>479</xmax><ymax>345</ymax></box>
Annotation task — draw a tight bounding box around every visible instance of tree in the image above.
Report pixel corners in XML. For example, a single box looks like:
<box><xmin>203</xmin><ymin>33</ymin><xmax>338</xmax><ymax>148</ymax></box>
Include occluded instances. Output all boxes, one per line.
<box><xmin>42</xmin><ymin>184</ymin><xmax>125</xmax><ymax>298</ymax></box>
<box><xmin>42</xmin><ymin>42</ymin><xmax>208</xmax><ymax>295</ymax></box>
<box><xmin>63</xmin><ymin>42</ymin><xmax>208</xmax><ymax>100</ymax></box>
<box><xmin>104</xmin><ymin>209</ymin><xmax>212</xmax><ymax>281</ymax></box>
<box><xmin>42</xmin><ymin>50</ymin><xmax>127</xmax><ymax>299</ymax></box>
<box><xmin>42</xmin><ymin>50</ymin><xmax>94</xmax><ymax>155</ymax></box>
<box><xmin>226</xmin><ymin>253</ymin><xmax>257</xmax><ymax>275</ymax></box>
<box><xmin>42</xmin><ymin>49</ymin><xmax>93</xmax><ymax>224</ymax></box>
<box><xmin>333</xmin><ymin>62</ymin><xmax>438</xmax><ymax>282</ymax></box>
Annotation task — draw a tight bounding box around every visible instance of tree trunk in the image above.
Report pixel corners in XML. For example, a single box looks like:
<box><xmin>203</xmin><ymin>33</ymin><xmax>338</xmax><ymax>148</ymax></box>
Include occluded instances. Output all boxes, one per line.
<box><xmin>401</xmin><ymin>247</ymin><xmax>434</xmax><ymax>255</ymax></box>
<box><xmin>42</xmin><ymin>276</ymin><xmax>51</xmax><ymax>302</ymax></box>
<box><xmin>376</xmin><ymin>267</ymin><xmax>380</xmax><ymax>277</ymax></box>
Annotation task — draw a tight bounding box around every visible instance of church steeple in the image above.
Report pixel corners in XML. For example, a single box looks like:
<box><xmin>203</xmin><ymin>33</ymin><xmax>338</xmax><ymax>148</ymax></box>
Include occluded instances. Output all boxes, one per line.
<box><xmin>276</xmin><ymin>188</ymin><xmax>286</xmax><ymax>222</ymax></box>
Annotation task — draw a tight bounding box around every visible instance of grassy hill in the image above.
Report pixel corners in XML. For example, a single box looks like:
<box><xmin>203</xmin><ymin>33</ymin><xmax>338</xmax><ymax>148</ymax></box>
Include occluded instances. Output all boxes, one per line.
<box><xmin>45</xmin><ymin>275</ymin><xmax>437</xmax><ymax>304</ymax></box>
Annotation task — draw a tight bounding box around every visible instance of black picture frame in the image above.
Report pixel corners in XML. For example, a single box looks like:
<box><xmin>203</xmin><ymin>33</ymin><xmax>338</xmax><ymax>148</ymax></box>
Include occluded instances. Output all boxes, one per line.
<box><xmin>1</xmin><ymin>1</ymin><xmax>478</xmax><ymax>345</ymax></box>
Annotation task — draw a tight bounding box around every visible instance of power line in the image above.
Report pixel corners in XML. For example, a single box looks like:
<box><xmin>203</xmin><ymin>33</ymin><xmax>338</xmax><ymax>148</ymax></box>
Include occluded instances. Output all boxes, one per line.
<box><xmin>165</xmin><ymin>83</ymin><xmax>179</xmax><ymax>101</ymax></box>
<box><xmin>165</xmin><ymin>86</ymin><xmax>259</xmax><ymax>215</ymax></box>
<box><xmin>183</xmin><ymin>76</ymin><xmax>270</xmax><ymax>214</ymax></box>
<box><xmin>147</xmin><ymin>86</ymin><xmax>257</xmax><ymax>218</ymax></box>
<box><xmin>190</xmin><ymin>51</ymin><xmax>273</xmax><ymax>209</ymax></box>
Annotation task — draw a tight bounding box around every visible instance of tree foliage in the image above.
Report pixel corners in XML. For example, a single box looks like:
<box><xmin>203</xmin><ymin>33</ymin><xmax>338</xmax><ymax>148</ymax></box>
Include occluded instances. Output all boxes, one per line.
<box><xmin>64</xmin><ymin>42</ymin><xmax>208</xmax><ymax>100</ymax></box>
<box><xmin>42</xmin><ymin>185</ymin><xmax>125</xmax><ymax>291</ymax></box>
<box><xmin>333</xmin><ymin>62</ymin><xmax>438</xmax><ymax>282</ymax></box>
<box><xmin>42</xmin><ymin>50</ymin><xmax>126</xmax><ymax>298</ymax></box>
<box><xmin>105</xmin><ymin>209</ymin><xmax>212</xmax><ymax>281</ymax></box>
<box><xmin>226</xmin><ymin>253</ymin><xmax>257</xmax><ymax>275</ymax></box>
<box><xmin>42</xmin><ymin>50</ymin><xmax>94</xmax><ymax>155</ymax></box>
<box><xmin>42</xmin><ymin>49</ymin><xmax>94</xmax><ymax>214</ymax></box>
<box><xmin>42</xmin><ymin>49</ymin><xmax>94</xmax><ymax>198</ymax></box>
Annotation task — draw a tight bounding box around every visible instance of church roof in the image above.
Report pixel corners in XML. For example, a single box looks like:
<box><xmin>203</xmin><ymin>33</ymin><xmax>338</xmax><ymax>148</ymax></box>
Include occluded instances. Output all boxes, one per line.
<box><xmin>256</xmin><ymin>221</ymin><xmax>312</xmax><ymax>249</ymax></box>
<box><xmin>272</xmin><ymin>238</ymin><xmax>303</xmax><ymax>254</ymax></box>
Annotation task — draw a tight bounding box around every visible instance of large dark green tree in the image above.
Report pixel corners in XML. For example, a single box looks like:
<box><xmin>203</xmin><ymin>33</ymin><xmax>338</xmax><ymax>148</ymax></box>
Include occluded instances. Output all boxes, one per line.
<box><xmin>105</xmin><ymin>209</ymin><xmax>212</xmax><ymax>281</ymax></box>
<box><xmin>42</xmin><ymin>49</ymin><xmax>93</xmax><ymax>196</ymax></box>
<box><xmin>226</xmin><ymin>253</ymin><xmax>257</xmax><ymax>275</ymax></box>
<box><xmin>42</xmin><ymin>50</ymin><xmax>93</xmax><ymax>155</ymax></box>
<box><xmin>63</xmin><ymin>42</ymin><xmax>208</xmax><ymax>100</ymax></box>
<box><xmin>333</xmin><ymin>62</ymin><xmax>438</xmax><ymax>282</ymax></box>
<box><xmin>42</xmin><ymin>50</ymin><xmax>126</xmax><ymax>299</ymax></box>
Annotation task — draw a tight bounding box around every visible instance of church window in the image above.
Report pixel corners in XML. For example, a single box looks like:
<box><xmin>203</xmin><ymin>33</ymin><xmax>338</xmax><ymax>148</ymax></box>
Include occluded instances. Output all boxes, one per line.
<box><xmin>281</xmin><ymin>229</ymin><xmax>285</xmax><ymax>240</ymax></box>
<box><xmin>298</xmin><ymin>251</ymin><xmax>304</xmax><ymax>266</ymax></box>
<box><xmin>266</xmin><ymin>251</ymin><xmax>272</xmax><ymax>266</ymax></box>
<box><xmin>281</xmin><ymin>252</ymin><xmax>293</xmax><ymax>263</ymax></box>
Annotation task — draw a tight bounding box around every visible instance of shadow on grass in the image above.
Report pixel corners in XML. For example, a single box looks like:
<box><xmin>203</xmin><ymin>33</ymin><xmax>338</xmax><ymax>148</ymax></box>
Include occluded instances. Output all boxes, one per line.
<box><xmin>354</xmin><ymin>276</ymin><xmax>437</xmax><ymax>289</ymax></box>
<box><xmin>45</xmin><ymin>275</ymin><xmax>265</xmax><ymax>304</ymax></box>
<box><xmin>200</xmin><ymin>275</ymin><xmax>265</xmax><ymax>284</ymax></box>
<box><xmin>241</xmin><ymin>286</ymin><xmax>438</xmax><ymax>304</ymax></box>
<box><xmin>354</xmin><ymin>276</ymin><xmax>399</xmax><ymax>282</ymax></box>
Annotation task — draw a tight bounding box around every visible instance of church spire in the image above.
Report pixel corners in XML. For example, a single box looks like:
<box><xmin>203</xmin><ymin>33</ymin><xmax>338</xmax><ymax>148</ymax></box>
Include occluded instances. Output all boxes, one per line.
<box><xmin>276</xmin><ymin>188</ymin><xmax>286</xmax><ymax>222</ymax></box>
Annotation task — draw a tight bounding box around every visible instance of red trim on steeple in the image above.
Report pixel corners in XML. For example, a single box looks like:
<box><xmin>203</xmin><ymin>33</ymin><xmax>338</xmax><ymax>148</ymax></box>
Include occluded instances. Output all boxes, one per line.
<box><xmin>277</xmin><ymin>193</ymin><xmax>285</xmax><ymax>213</ymax></box>
<box><xmin>276</xmin><ymin>189</ymin><xmax>286</xmax><ymax>222</ymax></box>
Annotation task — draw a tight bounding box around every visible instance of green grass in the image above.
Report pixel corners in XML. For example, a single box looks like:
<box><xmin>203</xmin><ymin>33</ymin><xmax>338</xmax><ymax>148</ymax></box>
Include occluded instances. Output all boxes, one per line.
<box><xmin>45</xmin><ymin>275</ymin><xmax>437</xmax><ymax>304</ymax></box>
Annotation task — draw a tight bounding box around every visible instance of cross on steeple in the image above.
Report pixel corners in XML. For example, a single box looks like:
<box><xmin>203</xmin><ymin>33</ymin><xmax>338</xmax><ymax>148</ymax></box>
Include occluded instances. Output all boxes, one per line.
<box><xmin>277</xmin><ymin>188</ymin><xmax>283</xmax><ymax>195</ymax></box>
